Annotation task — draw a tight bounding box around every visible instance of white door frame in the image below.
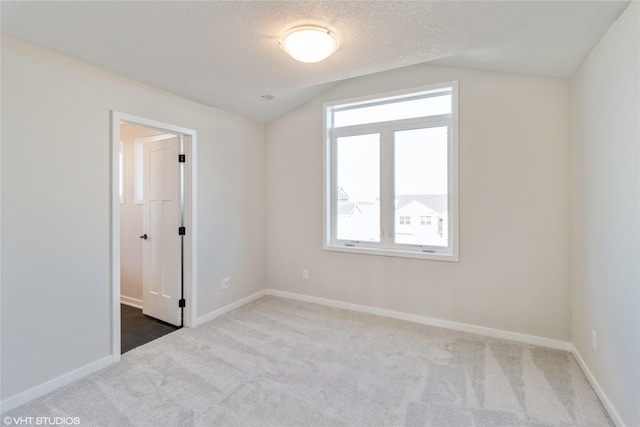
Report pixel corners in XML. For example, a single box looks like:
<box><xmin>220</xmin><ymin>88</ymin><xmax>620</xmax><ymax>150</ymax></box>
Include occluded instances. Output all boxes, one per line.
<box><xmin>111</xmin><ymin>111</ymin><xmax>198</xmax><ymax>362</ymax></box>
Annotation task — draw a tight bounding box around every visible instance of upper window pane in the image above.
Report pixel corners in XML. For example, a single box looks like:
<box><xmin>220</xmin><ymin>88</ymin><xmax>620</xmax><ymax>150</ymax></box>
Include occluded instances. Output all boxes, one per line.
<box><xmin>333</xmin><ymin>93</ymin><xmax>451</xmax><ymax>128</ymax></box>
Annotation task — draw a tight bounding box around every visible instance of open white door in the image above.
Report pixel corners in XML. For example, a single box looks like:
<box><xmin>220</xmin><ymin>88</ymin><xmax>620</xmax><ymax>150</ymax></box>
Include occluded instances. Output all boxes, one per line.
<box><xmin>141</xmin><ymin>136</ymin><xmax>182</xmax><ymax>326</ymax></box>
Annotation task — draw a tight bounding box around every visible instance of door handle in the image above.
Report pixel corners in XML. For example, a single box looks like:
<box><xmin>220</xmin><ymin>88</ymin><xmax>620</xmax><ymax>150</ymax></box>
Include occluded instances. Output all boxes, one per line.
<box><xmin>140</xmin><ymin>234</ymin><xmax>148</xmax><ymax>240</ymax></box>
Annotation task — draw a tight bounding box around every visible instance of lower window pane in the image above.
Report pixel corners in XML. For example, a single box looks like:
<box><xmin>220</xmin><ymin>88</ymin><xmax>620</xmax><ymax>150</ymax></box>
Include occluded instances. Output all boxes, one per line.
<box><xmin>336</xmin><ymin>134</ymin><xmax>380</xmax><ymax>242</ymax></box>
<box><xmin>394</xmin><ymin>127</ymin><xmax>448</xmax><ymax>247</ymax></box>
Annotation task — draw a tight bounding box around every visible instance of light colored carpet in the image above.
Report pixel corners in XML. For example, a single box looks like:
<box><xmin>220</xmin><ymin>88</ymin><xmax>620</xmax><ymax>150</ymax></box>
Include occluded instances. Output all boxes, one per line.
<box><xmin>7</xmin><ymin>296</ymin><xmax>612</xmax><ymax>426</ymax></box>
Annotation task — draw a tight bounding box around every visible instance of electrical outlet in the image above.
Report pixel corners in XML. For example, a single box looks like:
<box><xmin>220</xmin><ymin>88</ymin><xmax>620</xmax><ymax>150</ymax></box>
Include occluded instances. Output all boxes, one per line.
<box><xmin>303</xmin><ymin>269</ymin><xmax>309</xmax><ymax>280</ymax></box>
<box><xmin>221</xmin><ymin>278</ymin><xmax>230</xmax><ymax>290</ymax></box>
<box><xmin>592</xmin><ymin>330</ymin><xmax>597</xmax><ymax>350</ymax></box>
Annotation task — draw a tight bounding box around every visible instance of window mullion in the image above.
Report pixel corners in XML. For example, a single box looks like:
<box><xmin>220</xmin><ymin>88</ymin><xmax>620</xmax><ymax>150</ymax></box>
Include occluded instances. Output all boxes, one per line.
<box><xmin>379</xmin><ymin>129</ymin><xmax>394</xmax><ymax>248</ymax></box>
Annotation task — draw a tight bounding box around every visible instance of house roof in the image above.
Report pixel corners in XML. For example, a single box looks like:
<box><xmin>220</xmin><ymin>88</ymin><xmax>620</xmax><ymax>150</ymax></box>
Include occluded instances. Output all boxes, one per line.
<box><xmin>338</xmin><ymin>202</ymin><xmax>355</xmax><ymax>216</ymax></box>
<box><xmin>337</xmin><ymin>187</ymin><xmax>350</xmax><ymax>202</ymax></box>
<box><xmin>395</xmin><ymin>195</ymin><xmax>447</xmax><ymax>215</ymax></box>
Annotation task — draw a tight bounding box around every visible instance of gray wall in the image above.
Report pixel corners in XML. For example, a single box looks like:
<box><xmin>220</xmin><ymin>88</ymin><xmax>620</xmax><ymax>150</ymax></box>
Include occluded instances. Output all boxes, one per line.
<box><xmin>266</xmin><ymin>64</ymin><xmax>572</xmax><ymax>341</ymax></box>
<box><xmin>570</xmin><ymin>2</ymin><xmax>639</xmax><ymax>425</ymax></box>
<box><xmin>1</xmin><ymin>36</ymin><xmax>266</xmax><ymax>401</ymax></box>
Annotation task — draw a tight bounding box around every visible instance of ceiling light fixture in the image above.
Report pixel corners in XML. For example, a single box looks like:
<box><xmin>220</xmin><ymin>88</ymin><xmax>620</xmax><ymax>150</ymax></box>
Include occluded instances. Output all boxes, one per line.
<box><xmin>279</xmin><ymin>25</ymin><xmax>339</xmax><ymax>63</ymax></box>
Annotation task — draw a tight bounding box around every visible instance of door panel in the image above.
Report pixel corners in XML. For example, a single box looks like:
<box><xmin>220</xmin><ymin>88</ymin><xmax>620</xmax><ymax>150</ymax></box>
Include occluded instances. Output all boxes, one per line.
<box><xmin>142</xmin><ymin>136</ymin><xmax>181</xmax><ymax>326</ymax></box>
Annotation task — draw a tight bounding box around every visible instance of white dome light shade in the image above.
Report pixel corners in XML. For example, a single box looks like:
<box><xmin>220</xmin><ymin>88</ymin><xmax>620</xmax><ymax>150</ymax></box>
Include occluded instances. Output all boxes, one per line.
<box><xmin>279</xmin><ymin>26</ymin><xmax>339</xmax><ymax>63</ymax></box>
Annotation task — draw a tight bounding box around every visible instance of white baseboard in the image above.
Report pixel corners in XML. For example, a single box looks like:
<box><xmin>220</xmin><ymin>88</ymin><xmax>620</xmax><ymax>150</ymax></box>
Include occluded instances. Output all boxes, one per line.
<box><xmin>0</xmin><ymin>289</ymin><xmax>584</xmax><ymax>418</ymax></box>
<box><xmin>0</xmin><ymin>355</ymin><xmax>113</xmax><ymax>415</ymax></box>
<box><xmin>195</xmin><ymin>290</ymin><xmax>266</xmax><ymax>327</ymax></box>
<box><xmin>120</xmin><ymin>295</ymin><xmax>143</xmax><ymax>309</ymax></box>
<box><xmin>1</xmin><ymin>291</ymin><xmax>265</xmax><ymax>414</ymax></box>
<box><xmin>571</xmin><ymin>345</ymin><xmax>624</xmax><ymax>427</ymax></box>
<box><xmin>265</xmin><ymin>289</ymin><xmax>572</xmax><ymax>351</ymax></box>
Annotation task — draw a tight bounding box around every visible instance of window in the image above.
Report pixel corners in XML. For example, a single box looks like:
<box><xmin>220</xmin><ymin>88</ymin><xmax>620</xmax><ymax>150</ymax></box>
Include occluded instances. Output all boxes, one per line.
<box><xmin>324</xmin><ymin>82</ymin><xmax>458</xmax><ymax>261</ymax></box>
<box><xmin>135</xmin><ymin>141</ymin><xmax>144</xmax><ymax>204</ymax></box>
<box><xmin>119</xmin><ymin>140</ymin><xmax>124</xmax><ymax>204</ymax></box>
<box><xmin>421</xmin><ymin>215</ymin><xmax>432</xmax><ymax>226</ymax></box>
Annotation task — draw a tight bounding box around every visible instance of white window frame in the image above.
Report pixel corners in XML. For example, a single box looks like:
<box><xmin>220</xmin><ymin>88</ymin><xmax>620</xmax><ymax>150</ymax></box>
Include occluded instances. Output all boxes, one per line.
<box><xmin>323</xmin><ymin>81</ymin><xmax>459</xmax><ymax>262</ymax></box>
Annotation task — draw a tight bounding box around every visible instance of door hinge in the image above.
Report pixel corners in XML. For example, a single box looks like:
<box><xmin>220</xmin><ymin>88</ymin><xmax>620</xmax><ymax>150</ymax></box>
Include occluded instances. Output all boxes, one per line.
<box><xmin>178</xmin><ymin>226</ymin><xmax>186</xmax><ymax>235</ymax></box>
<box><xmin>178</xmin><ymin>154</ymin><xmax>186</xmax><ymax>163</ymax></box>
<box><xmin>178</xmin><ymin>299</ymin><xmax>186</xmax><ymax>308</ymax></box>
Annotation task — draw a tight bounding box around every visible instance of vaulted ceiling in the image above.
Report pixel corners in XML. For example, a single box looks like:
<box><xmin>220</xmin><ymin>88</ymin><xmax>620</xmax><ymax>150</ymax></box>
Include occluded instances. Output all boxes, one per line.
<box><xmin>1</xmin><ymin>1</ymin><xmax>630</xmax><ymax>123</ymax></box>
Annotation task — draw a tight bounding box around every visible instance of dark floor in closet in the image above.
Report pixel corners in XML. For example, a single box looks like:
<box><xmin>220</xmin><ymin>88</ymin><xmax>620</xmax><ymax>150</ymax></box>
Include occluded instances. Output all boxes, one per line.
<box><xmin>121</xmin><ymin>304</ymin><xmax>180</xmax><ymax>354</ymax></box>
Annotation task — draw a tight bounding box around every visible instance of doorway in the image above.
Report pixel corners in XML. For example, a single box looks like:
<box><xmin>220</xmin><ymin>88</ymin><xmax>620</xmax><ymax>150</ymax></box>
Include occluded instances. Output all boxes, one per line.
<box><xmin>111</xmin><ymin>112</ymin><xmax>197</xmax><ymax>361</ymax></box>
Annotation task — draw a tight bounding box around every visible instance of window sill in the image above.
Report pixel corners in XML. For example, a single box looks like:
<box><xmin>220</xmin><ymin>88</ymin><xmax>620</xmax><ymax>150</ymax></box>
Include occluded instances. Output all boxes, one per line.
<box><xmin>323</xmin><ymin>243</ymin><xmax>459</xmax><ymax>262</ymax></box>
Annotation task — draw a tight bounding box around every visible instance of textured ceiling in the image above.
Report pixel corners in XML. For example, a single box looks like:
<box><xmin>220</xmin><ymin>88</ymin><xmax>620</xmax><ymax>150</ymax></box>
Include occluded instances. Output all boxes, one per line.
<box><xmin>1</xmin><ymin>1</ymin><xmax>630</xmax><ymax>123</ymax></box>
